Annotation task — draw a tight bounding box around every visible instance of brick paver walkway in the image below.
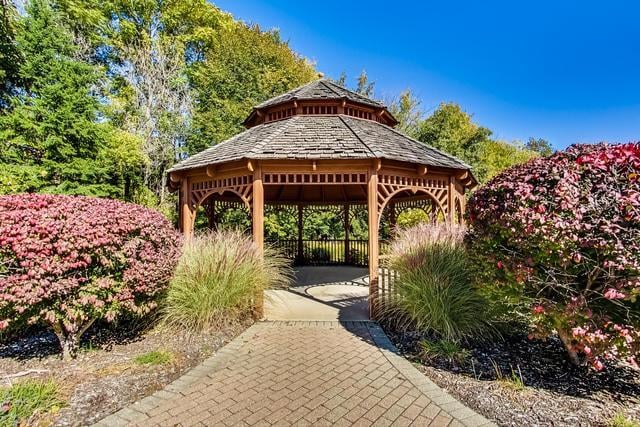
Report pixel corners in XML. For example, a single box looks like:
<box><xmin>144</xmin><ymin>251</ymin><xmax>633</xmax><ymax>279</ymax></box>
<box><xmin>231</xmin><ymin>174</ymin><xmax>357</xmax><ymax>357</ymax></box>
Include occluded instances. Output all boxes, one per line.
<box><xmin>97</xmin><ymin>321</ymin><xmax>493</xmax><ymax>426</ymax></box>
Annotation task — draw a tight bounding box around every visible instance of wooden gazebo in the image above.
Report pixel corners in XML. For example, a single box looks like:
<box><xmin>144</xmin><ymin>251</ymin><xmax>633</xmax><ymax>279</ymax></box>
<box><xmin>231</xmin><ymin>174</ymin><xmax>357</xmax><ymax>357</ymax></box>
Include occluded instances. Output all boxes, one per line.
<box><xmin>167</xmin><ymin>79</ymin><xmax>476</xmax><ymax>317</ymax></box>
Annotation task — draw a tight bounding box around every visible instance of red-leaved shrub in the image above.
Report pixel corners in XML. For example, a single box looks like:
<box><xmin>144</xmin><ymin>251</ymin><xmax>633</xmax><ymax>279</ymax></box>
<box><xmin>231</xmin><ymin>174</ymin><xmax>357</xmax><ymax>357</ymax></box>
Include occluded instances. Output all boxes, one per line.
<box><xmin>0</xmin><ymin>194</ymin><xmax>181</xmax><ymax>358</ymax></box>
<box><xmin>467</xmin><ymin>143</ymin><xmax>640</xmax><ymax>370</ymax></box>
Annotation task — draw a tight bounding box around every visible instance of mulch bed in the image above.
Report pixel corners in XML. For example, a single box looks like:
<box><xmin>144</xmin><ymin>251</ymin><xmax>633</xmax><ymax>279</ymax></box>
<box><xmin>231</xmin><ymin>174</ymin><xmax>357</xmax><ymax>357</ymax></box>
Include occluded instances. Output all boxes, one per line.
<box><xmin>0</xmin><ymin>318</ymin><xmax>251</xmax><ymax>426</ymax></box>
<box><xmin>381</xmin><ymin>323</ymin><xmax>640</xmax><ymax>427</ymax></box>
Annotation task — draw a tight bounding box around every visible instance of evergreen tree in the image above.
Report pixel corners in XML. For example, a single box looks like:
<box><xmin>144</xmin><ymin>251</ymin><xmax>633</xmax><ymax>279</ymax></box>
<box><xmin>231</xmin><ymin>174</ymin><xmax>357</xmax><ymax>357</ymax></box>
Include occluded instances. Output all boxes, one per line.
<box><xmin>0</xmin><ymin>0</ymin><xmax>143</xmax><ymax>197</ymax></box>
<box><xmin>0</xmin><ymin>0</ymin><xmax>22</xmax><ymax>108</ymax></box>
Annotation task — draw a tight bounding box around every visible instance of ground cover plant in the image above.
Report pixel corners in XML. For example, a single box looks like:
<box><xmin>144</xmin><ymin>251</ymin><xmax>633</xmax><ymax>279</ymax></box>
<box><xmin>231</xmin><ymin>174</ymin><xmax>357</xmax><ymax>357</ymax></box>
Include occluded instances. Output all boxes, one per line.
<box><xmin>0</xmin><ymin>194</ymin><xmax>181</xmax><ymax>359</ymax></box>
<box><xmin>163</xmin><ymin>230</ymin><xmax>292</xmax><ymax>331</ymax></box>
<box><xmin>378</xmin><ymin>223</ymin><xmax>493</xmax><ymax>342</ymax></box>
<box><xmin>467</xmin><ymin>142</ymin><xmax>640</xmax><ymax>370</ymax></box>
<box><xmin>134</xmin><ymin>350</ymin><xmax>174</xmax><ymax>366</ymax></box>
<box><xmin>0</xmin><ymin>379</ymin><xmax>65</xmax><ymax>426</ymax></box>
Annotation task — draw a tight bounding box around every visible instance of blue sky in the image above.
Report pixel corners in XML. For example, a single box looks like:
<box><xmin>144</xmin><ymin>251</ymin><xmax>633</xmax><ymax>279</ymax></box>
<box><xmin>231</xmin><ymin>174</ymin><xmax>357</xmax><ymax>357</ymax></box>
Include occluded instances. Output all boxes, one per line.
<box><xmin>213</xmin><ymin>0</ymin><xmax>640</xmax><ymax>149</ymax></box>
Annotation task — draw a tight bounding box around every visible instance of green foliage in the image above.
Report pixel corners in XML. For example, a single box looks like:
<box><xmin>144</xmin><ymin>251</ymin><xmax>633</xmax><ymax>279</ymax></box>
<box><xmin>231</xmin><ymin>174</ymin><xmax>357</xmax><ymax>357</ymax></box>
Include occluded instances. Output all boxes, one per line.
<box><xmin>395</xmin><ymin>102</ymin><xmax>540</xmax><ymax>183</ymax></box>
<box><xmin>419</xmin><ymin>339</ymin><xmax>470</xmax><ymax>365</ymax></box>
<box><xmin>526</xmin><ymin>137</ymin><xmax>554</xmax><ymax>156</ymax></box>
<box><xmin>134</xmin><ymin>350</ymin><xmax>174</xmax><ymax>366</ymax></box>
<box><xmin>396</xmin><ymin>208</ymin><xmax>429</xmax><ymax>228</ymax></box>
<box><xmin>163</xmin><ymin>230</ymin><xmax>292</xmax><ymax>331</ymax></box>
<box><xmin>380</xmin><ymin>223</ymin><xmax>493</xmax><ymax>342</ymax></box>
<box><xmin>0</xmin><ymin>0</ymin><xmax>22</xmax><ymax>108</ymax></box>
<box><xmin>356</xmin><ymin>70</ymin><xmax>375</xmax><ymax>97</ymax></box>
<box><xmin>387</xmin><ymin>90</ymin><xmax>422</xmax><ymax>137</ymax></box>
<box><xmin>187</xmin><ymin>20</ymin><xmax>317</xmax><ymax>154</ymax></box>
<box><xmin>0</xmin><ymin>0</ymin><xmax>145</xmax><ymax>198</ymax></box>
<box><xmin>607</xmin><ymin>413</ymin><xmax>640</xmax><ymax>427</ymax></box>
<box><xmin>0</xmin><ymin>0</ymin><xmax>317</xmax><ymax>207</ymax></box>
<box><xmin>475</xmin><ymin>139</ymin><xmax>538</xmax><ymax>182</ymax></box>
<box><xmin>415</xmin><ymin>102</ymin><xmax>491</xmax><ymax>169</ymax></box>
<box><xmin>0</xmin><ymin>379</ymin><xmax>65</xmax><ymax>427</ymax></box>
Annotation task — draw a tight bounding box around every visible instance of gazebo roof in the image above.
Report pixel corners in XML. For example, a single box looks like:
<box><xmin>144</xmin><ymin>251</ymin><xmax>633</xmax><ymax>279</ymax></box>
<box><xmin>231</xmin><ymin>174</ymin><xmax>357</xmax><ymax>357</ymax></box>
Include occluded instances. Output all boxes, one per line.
<box><xmin>168</xmin><ymin>79</ymin><xmax>474</xmax><ymax>183</ymax></box>
<box><xmin>255</xmin><ymin>79</ymin><xmax>384</xmax><ymax>109</ymax></box>
<box><xmin>168</xmin><ymin>114</ymin><xmax>471</xmax><ymax>173</ymax></box>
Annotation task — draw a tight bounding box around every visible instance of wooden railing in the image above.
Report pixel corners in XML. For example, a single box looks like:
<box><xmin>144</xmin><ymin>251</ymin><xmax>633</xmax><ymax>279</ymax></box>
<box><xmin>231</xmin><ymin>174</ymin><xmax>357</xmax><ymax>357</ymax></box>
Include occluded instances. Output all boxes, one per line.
<box><xmin>266</xmin><ymin>239</ymin><xmax>369</xmax><ymax>266</ymax></box>
<box><xmin>376</xmin><ymin>258</ymin><xmax>398</xmax><ymax>311</ymax></box>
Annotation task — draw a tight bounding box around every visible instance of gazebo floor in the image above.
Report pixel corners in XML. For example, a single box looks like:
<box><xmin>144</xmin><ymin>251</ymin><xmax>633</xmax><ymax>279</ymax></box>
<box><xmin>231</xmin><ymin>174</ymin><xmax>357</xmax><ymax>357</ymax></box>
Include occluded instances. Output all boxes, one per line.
<box><xmin>264</xmin><ymin>266</ymin><xmax>369</xmax><ymax>321</ymax></box>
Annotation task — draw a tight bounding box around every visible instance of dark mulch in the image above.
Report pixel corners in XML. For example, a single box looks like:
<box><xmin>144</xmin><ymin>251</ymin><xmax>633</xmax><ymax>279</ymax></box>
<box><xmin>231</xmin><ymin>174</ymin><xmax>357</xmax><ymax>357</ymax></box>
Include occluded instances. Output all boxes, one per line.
<box><xmin>0</xmin><ymin>318</ymin><xmax>251</xmax><ymax>426</ymax></box>
<box><xmin>381</xmin><ymin>322</ymin><xmax>640</xmax><ymax>427</ymax></box>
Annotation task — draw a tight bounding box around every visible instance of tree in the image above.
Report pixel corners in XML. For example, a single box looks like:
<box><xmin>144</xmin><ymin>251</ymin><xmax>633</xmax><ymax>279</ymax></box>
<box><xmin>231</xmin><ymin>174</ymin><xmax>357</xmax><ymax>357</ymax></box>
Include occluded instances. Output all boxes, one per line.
<box><xmin>186</xmin><ymin>20</ymin><xmax>317</xmax><ymax>154</ymax></box>
<box><xmin>467</xmin><ymin>143</ymin><xmax>640</xmax><ymax>369</ymax></box>
<box><xmin>526</xmin><ymin>137</ymin><xmax>554</xmax><ymax>156</ymax></box>
<box><xmin>414</xmin><ymin>103</ymin><xmax>491</xmax><ymax>175</ymax></box>
<box><xmin>356</xmin><ymin>69</ymin><xmax>375</xmax><ymax>97</ymax></box>
<box><xmin>112</xmin><ymin>38</ymin><xmax>193</xmax><ymax>204</ymax></box>
<box><xmin>0</xmin><ymin>0</ymin><xmax>22</xmax><ymax>108</ymax></box>
<box><xmin>335</xmin><ymin>71</ymin><xmax>347</xmax><ymax>87</ymax></box>
<box><xmin>475</xmin><ymin>139</ymin><xmax>538</xmax><ymax>182</ymax></box>
<box><xmin>387</xmin><ymin>90</ymin><xmax>422</xmax><ymax>137</ymax></box>
<box><xmin>414</xmin><ymin>103</ymin><xmax>538</xmax><ymax>183</ymax></box>
<box><xmin>0</xmin><ymin>0</ymin><xmax>144</xmax><ymax>198</ymax></box>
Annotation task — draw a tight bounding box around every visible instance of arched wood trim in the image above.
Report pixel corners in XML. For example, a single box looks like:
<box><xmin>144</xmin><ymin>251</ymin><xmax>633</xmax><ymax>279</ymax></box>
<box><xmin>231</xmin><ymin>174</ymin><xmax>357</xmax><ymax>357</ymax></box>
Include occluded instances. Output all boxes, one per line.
<box><xmin>376</xmin><ymin>186</ymin><xmax>447</xmax><ymax>230</ymax></box>
<box><xmin>195</xmin><ymin>188</ymin><xmax>252</xmax><ymax>211</ymax></box>
<box><xmin>189</xmin><ymin>188</ymin><xmax>253</xmax><ymax>232</ymax></box>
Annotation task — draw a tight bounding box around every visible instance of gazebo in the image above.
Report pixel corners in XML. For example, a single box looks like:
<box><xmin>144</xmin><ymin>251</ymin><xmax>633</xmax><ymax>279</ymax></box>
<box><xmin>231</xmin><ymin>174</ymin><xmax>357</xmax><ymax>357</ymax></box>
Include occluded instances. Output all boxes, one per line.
<box><xmin>167</xmin><ymin>79</ymin><xmax>476</xmax><ymax>317</ymax></box>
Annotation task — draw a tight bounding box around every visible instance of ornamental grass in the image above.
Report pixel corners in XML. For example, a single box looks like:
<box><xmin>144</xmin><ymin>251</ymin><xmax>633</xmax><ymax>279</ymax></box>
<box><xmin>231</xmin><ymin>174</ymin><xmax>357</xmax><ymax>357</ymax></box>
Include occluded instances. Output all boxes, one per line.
<box><xmin>379</xmin><ymin>223</ymin><xmax>493</xmax><ymax>342</ymax></box>
<box><xmin>162</xmin><ymin>230</ymin><xmax>292</xmax><ymax>331</ymax></box>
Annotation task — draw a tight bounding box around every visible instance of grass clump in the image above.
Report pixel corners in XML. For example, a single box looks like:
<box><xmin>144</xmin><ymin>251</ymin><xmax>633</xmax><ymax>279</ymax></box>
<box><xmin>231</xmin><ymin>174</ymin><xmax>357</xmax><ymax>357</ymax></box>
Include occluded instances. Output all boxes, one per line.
<box><xmin>490</xmin><ymin>360</ymin><xmax>526</xmax><ymax>391</ymax></box>
<box><xmin>419</xmin><ymin>339</ymin><xmax>470</xmax><ymax>365</ymax></box>
<box><xmin>380</xmin><ymin>223</ymin><xmax>493</xmax><ymax>342</ymax></box>
<box><xmin>608</xmin><ymin>413</ymin><xmax>640</xmax><ymax>427</ymax></box>
<box><xmin>134</xmin><ymin>350</ymin><xmax>174</xmax><ymax>366</ymax></box>
<box><xmin>163</xmin><ymin>230</ymin><xmax>292</xmax><ymax>331</ymax></box>
<box><xmin>0</xmin><ymin>379</ymin><xmax>65</xmax><ymax>426</ymax></box>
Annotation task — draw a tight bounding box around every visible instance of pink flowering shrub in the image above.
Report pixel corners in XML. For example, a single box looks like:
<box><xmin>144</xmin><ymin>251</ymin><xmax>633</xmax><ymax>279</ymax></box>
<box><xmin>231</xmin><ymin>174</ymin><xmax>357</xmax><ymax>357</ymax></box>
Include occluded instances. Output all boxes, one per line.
<box><xmin>0</xmin><ymin>194</ymin><xmax>181</xmax><ymax>359</ymax></box>
<box><xmin>467</xmin><ymin>143</ymin><xmax>640</xmax><ymax>370</ymax></box>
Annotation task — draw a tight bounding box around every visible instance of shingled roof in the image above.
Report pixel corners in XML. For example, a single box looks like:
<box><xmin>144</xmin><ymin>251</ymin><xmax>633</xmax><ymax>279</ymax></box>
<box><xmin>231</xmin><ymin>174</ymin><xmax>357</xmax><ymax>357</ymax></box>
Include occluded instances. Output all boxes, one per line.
<box><xmin>168</xmin><ymin>115</ymin><xmax>470</xmax><ymax>173</ymax></box>
<box><xmin>255</xmin><ymin>79</ymin><xmax>384</xmax><ymax>109</ymax></box>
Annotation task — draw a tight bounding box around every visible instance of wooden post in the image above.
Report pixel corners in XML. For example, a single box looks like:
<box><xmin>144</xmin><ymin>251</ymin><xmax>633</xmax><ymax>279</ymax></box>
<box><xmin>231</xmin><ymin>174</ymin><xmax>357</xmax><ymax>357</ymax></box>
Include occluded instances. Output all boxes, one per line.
<box><xmin>344</xmin><ymin>204</ymin><xmax>350</xmax><ymax>264</ymax></box>
<box><xmin>367</xmin><ymin>164</ymin><xmax>379</xmax><ymax>319</ymax></box>
<box><xmin>180</xmin><ymin>178</ymin><xmax>194</xmax><ymax>239</ymax></box>
<box><xmin>447</xmin><ymin>176</ymin><xmax>455</xmax><ymax>224</ymax></box>
<box><xmin>297</xmin><ymin>203</ymin><xmax>304</xmax><ymax>264</ymax></box>
<box><xmin>252</xmin><ymin>162</ymin><xmax>264</xmax><ymax>317</ymax></box>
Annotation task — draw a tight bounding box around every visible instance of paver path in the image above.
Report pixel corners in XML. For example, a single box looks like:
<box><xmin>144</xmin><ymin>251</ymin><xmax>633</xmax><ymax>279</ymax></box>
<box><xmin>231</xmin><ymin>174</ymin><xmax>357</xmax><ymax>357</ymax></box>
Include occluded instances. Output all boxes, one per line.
<box><xmin>97</xmin><ymin>321</ymin><xmax>493</xmax><ymax>426</ymax></box>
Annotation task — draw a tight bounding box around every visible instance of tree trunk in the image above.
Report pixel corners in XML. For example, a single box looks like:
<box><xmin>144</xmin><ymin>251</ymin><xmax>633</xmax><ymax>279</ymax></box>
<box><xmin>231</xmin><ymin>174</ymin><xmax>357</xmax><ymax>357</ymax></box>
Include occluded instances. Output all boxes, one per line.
<box><xmin>556</xmin><ymin>323</ymin><xmax>581</xmax><ymax>366</ymax></box>
<box><xmin>53</xmin><ymin>319</ymin><xmax>96</xmax><ymax>361</ymax></box>
<box><xmin>61</xmin><ymin>335</ymin><xmax>80</xmax><ymax>361</ymax></box>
